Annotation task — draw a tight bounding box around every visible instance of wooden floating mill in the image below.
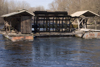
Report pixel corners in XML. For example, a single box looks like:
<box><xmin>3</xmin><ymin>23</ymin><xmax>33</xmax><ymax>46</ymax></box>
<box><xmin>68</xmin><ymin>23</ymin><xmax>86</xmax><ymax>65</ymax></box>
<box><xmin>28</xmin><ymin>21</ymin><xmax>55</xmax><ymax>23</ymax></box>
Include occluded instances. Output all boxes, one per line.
<box><xmin>1</xmin><ymin>9</ymin><xmax>100</xmax><ymax>42</ymax></box>
<box><xmin>71</xmin><ymin>10</ymin><xmax>100</xmax><ymax>39</ymax></box>
<box><xmin>1</xmin><ymin>9</ymin><xmax>34</xmax><ymax>42</ymax></box>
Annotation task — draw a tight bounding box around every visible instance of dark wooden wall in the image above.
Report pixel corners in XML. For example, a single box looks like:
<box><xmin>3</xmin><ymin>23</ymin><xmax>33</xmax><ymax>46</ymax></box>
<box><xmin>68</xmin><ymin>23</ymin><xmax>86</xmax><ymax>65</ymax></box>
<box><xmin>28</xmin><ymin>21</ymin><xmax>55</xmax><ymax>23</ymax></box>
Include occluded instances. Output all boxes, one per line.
<box><xmin>3</xmin><ymin>11</ymin><xmax>33</xmax><ymax>34</ymax></box>
<box><xmin>4</xmin><ymin>16</ymin><xmax>32</xmax><ymax>34</ymax></box>
<box><xmin>21</xmin><ymin>16</ymin><xmax>31</xmax><ymax>34</ymax></box>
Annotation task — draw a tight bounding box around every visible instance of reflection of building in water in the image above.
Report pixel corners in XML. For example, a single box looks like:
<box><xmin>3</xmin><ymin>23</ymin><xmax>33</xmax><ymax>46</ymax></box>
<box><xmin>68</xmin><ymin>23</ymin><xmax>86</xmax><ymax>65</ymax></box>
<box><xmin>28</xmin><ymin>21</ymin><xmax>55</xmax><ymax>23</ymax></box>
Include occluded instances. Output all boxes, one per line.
<box><xmin>31</xmin><ymin>39</ymin><xmax>89</xmax><ymax>66</ymax></box>
<box><xmin>4</xmin><ymin>41</ymin><xmax>33</xmax><ymax>67</ymax></box>
<box><xmin>32</xmin><ymin>41</ymin><xmax>55</xmax><ymax>61</ymax></box>
<box><xmin>5</xmin><ymin>41</ymin><xmax>33</xmax><ymax>51</ymax></box>
<box><xmin>32</xmin><ymin>40</ymin><xmax>83</xmax><ymax>62</ymax></box>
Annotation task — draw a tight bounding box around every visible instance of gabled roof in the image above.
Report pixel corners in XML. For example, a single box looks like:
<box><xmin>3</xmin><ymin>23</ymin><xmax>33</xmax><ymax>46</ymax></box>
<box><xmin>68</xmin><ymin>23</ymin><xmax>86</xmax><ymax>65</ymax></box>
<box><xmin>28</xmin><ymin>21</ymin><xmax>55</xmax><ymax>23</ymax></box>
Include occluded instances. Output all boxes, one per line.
<box><xmin>71</xmin><ymin>10</ymin><xmax>100</xmax><ymax>17</ymax></box>
<box><xmin>1</xmin><ymin>10</ymin><xmax>35</xmax><ymax>17</ymax></box>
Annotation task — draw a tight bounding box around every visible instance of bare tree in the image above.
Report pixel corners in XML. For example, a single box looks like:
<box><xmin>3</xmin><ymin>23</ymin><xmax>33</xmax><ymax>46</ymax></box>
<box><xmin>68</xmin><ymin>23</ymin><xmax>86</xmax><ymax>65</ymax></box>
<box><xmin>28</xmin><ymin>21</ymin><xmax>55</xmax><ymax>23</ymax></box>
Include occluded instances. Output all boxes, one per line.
<box><xmin>35</xmin><ymin>6</ymin><xmax>45</xmax><ymax>11</ymax></box>
<box><xmin>49</xmin><ymin>0</ymin><xmax>100</xmax><ymax>14</ymax></box>
<box><xmin>0</xmin><ymin>0</ymin><xmax>32</xmax><ymax>24</ymax></box>
<box><xmin>7</xmin><ymin>0</ymin><xmax>31</xmax><ymax>12</ymax></box>
<box><xmin>49</xmin><ymin>1</ymin><xmax>58</xmax><ymax>11</ymax></box>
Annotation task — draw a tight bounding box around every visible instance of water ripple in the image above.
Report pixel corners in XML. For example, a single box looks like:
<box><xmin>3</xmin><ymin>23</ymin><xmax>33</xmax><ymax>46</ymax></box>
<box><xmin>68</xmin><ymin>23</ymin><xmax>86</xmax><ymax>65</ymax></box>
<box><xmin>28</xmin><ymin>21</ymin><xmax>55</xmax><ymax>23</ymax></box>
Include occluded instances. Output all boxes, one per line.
<box><xmin>0</xmin><ymin>36</ymin><xmax>100</xmax><ymax>67</ymax></box>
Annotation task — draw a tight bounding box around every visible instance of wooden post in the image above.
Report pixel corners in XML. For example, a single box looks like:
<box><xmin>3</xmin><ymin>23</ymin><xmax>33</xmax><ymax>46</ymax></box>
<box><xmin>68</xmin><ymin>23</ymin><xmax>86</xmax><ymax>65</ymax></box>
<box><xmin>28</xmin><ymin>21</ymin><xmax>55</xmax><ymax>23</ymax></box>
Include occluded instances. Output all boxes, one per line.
<box><xmin>86</xmin><ymin>20</ymin><xmax>87</xmax><ymax>28</ymax></box>
<box><xmin>46</xmin><ymin>16</ymin><xmax>48</xmax><ymax>32</ymax></box>
<box><xmin>39</xmin><ymin>23</ymin><xmax>40</xmax><ymax>34</ymax></box>
<box><xmin>56</xmin><ymin>17</ymin><xmax>57</xmax><ymax>32</ymax></box>
<box><xmin>9</xmin><ymin>22</ymin><xmax>11</xmax><ymax>33</ymax></box>
<box><xmin>43</xmin><ymin>17</ymin><xmax>45</xmax><ymax>32</ymax></box>
<box><xmin>77</xmin><ymin>19</ymin><xmax>80</xmax><ymax>30</ymax></box>
<box><xmin>53</xmin><ymin>17</ymin><xmax>54</xmax><ymax>32</ymax></box>
<box><xmin>4</xmin><ymin>21</ymin><xmax>7</xmax><ymax>34</ymax></box>
<box><xmin>95</xmin><ymin>20</ymin><xmax>97</xmax><ymax>30</ymax></box>
<box><xmin>34</xmin><ymin>16</ymin><xmax>35</xmax><ymax>32</ymax></box>
<box><xmin>84</xmin><ymin>20</ymin><xmax>86</xmax><ymax>29</ymax></box>
<box><xmin>65</xmin><ymin>17</ymin><xmax>66</xmax><ymax>32</ymax></box>
<box><xmin>49</xmin><ymin>18</ymin><xmax>50</xmax><ymax>32</ymax></box>
<box><xmin>67</xmin><ymin>17</ymin><xmax>69</xmax><ymax>32</ymax></box>
<box><xmin>36</xmin><ymin>16</ymin><xmax>38</xmax><ymax>32</ymax></box>
<box><xmin>42</xmin><ymin>20</ymin><xmax>43</xmax><ymax>32</ymax></box>
<box><xmin>62</xmin><ymin>17</ymin><xmax>63</xmax><ymax>32</ymax></box>
<box><xmin>69</xmin><ymin>21</ymin><xmax>70</xmax><ymax>32</ymax></box>
<box><xmin>59</xmin><ymin>17</ymin><xmax>60</xmax><ymax>32</ymax></box>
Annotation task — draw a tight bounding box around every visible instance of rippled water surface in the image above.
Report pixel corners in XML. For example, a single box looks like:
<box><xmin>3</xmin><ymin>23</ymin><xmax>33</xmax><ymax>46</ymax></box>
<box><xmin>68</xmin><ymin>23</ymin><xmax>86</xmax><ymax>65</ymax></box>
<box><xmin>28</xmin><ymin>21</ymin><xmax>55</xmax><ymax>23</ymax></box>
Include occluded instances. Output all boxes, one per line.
<box><xmin>0</xmin><ymin>35</ymin><xmax>100</xmax><ymax>67</ymax></box>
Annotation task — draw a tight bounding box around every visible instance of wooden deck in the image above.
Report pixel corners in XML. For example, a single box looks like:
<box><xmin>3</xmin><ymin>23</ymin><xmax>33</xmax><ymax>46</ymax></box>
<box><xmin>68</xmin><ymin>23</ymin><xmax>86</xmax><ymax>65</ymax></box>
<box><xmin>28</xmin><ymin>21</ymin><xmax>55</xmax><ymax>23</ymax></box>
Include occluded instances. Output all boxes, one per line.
<box><xmin>34</xmin><ymin>32</ymin><xmax>82</xmax><ymax>37</ymax></box>
<box><xmin>0</xmin><ymin>31</ymin><xmax>34</xmax><ymax>42</ymax></box>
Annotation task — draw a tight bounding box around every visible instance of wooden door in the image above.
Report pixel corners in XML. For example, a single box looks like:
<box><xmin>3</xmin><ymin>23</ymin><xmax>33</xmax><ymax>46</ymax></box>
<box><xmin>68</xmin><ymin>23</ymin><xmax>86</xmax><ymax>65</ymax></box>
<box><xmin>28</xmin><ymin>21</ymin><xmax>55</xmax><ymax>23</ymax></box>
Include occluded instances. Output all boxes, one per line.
<box><xmin>21</xmin><ymin>16</ymin><xmax>31</xmax><ymax>34</ymax></box>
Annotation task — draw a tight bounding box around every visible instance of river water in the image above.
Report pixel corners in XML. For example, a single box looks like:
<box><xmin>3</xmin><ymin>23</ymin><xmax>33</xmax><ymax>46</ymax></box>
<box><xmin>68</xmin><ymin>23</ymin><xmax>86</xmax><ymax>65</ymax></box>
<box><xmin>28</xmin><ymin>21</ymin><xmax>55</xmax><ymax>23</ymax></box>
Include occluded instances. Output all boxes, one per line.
<box><xmin>0</xmin><ymin>25</ymin><xmax>100</xmax><ymax>67</ymax></box>
<box><xmin>0</xmin><ymin>36</ymin><xmax>100</xmax><ymax>67</ymax></box>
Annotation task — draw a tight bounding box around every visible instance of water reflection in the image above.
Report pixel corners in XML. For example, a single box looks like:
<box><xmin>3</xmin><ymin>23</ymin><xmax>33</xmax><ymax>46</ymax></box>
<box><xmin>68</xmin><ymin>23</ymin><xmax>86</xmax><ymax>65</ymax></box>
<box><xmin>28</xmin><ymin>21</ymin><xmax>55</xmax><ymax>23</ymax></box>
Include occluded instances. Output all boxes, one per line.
<box><xmin>32</xmin><ymin>38</ymin><xmax>93</xmax><ymax>67</ymax></box>
<box><xmin>0</xmin><ymin>35</ymin><xmax>100</xmax><ymax>67</ymax></box>
<box><xmin>1</xmin><ymin>39</ymin><xmax>33</xmax><ymax>67</ymax></box>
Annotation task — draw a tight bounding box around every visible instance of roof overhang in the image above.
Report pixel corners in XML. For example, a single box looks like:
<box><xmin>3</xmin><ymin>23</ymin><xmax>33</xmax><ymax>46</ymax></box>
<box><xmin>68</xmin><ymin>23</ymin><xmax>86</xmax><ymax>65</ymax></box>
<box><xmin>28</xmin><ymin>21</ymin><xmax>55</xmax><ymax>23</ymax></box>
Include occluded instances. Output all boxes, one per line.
<box><xmin>71</xmin><ymin>10</ymin><xmax>100</xmax><ymax>17</ymax></box>
<box><xmin>1</xmin><ymin>10</ymin><xmax>35</xmax><ymax>18</ymax></box>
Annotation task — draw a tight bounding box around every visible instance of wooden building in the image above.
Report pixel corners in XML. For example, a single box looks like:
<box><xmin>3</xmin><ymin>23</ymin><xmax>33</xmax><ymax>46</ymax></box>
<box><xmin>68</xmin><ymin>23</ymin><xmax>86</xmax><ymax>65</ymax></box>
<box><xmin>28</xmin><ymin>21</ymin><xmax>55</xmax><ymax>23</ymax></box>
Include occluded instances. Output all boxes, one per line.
<box><xmin>33</xmin><ymin>11</ymin><xmax>71</xmax><ymax>33</ymax></box>
<box><xmin>71</xmin><ymin>10</ymin><xmax>100</xmax><ymax>39</ymax></box>
<box><xmin>71</xmin><ymin>10</ymin><xmax>100</xmax><ymax>30</ymax></box>
<box><xmin>1</xmin><ymin>10</ymin><xmax>34</xmax><ymax>42</ymax></box>
<box><xmin>1</xmin><ymin>10</ymin><xmax>34</xmax><ymax>34</ymax></box>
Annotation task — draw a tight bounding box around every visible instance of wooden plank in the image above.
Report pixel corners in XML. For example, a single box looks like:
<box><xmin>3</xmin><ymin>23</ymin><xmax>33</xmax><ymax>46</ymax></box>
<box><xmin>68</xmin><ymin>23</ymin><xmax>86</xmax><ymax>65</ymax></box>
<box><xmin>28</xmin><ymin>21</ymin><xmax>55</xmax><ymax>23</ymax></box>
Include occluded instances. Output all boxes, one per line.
<box><xmin>36</xmin><ymin>19</ymin><xmax>70</xmax><ymax>21</ymax></box>
<box><xmin>34</xmin><ymin>32</ymin><xmax>76</xmax><ymax>37</ymax></box>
